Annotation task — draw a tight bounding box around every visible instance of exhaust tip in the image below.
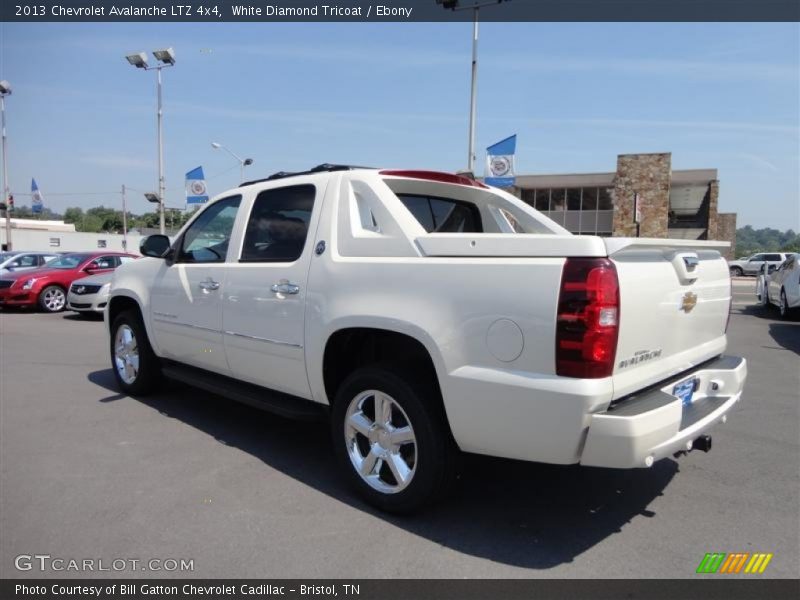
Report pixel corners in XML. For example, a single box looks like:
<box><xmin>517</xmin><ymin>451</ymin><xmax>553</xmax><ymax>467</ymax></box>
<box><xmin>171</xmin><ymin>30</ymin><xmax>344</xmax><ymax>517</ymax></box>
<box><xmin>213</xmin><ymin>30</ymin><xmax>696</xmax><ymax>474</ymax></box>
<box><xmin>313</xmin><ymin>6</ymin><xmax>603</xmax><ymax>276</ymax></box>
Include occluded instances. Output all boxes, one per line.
<box><xmin>694</xmin><ymin>435</ymin><xmax>712</xmax><ymax>453</ymax></box>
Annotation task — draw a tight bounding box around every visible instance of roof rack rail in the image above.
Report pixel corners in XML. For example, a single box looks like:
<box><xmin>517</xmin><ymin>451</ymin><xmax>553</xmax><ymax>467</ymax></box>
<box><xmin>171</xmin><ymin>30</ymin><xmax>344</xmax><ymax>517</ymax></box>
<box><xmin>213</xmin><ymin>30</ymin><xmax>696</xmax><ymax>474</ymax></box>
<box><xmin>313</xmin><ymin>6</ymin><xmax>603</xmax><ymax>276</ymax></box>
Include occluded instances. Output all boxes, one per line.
<box><xmin>240</xmin><ymin>164</ymin><xmax>373</xmax><ymax>187</ymax></box>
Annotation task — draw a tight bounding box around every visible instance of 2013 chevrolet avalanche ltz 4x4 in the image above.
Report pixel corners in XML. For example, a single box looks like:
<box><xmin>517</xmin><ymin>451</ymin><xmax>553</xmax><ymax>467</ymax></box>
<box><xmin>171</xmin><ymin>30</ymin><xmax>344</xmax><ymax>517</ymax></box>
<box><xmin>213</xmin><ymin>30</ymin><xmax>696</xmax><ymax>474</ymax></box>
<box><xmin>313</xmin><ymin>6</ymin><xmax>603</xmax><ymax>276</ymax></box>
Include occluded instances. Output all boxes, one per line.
<box><xmin>105</xmin><ymin>165</ymin><xmax>747</xmax><ymax>513</ymax></box>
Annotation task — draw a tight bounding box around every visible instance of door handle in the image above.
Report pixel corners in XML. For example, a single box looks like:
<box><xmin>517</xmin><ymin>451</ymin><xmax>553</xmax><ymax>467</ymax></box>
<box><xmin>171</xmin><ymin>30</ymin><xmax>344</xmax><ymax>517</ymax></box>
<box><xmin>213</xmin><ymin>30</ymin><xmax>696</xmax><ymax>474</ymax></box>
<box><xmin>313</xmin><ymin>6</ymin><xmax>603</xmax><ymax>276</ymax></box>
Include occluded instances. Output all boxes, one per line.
<box><xmin>198</xmin><ymin>278</ymin><xmax>220</xmax><ymax>292</ymax></box>
<box><xmin>271</xmin><ymin>281</ymin><xmax>300</xmax><ymax>295</ymax></box>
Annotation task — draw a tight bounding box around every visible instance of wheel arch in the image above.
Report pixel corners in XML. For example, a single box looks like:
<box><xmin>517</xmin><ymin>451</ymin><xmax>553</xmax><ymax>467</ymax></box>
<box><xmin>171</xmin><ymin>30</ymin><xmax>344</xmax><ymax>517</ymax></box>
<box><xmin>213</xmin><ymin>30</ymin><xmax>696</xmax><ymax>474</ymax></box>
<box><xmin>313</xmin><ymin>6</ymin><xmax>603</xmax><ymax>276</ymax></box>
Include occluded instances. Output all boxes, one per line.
<box><xmin>106</xmin><ymin>292</ymin><xmax>159</xmax><ymax>353</ymax></box>
<box><xmin>320</xmin><ymin>325</ymin><xmax>455</xmax><ymax>442</ymax></box>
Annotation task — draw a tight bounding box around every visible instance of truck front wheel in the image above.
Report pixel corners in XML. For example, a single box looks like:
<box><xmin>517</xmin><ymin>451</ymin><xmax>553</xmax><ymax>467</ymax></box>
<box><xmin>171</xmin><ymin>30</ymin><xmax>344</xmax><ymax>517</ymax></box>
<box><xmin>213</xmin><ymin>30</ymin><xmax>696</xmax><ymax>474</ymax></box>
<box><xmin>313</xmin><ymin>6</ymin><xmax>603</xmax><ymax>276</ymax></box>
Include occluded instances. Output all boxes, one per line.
<box><xmin>331</xmin><ymin>365</ymin><xmax>457</xmax><ymax>513</ymax></box>
<box><xmin>110</xmin><ymin>309</ymin><xmax>162</xmax><ymax>395</ymax></box>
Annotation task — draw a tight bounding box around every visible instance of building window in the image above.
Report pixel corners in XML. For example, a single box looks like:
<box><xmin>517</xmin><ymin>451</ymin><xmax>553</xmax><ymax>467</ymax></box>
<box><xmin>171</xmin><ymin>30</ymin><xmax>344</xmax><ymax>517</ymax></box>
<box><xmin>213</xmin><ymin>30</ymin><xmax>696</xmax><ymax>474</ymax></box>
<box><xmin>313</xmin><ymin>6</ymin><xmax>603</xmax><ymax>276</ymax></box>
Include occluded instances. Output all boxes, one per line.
<box><xmin>49</xmin><ymin>238</ymin><xmax>60</xmax><ymax>247</ymax></box>
<box><xmin>566</xmin><ymin>188</ymin><xmax>582</xmax><ymax>211</ymax></box>
<box><xmin>534</xmin><ymin>189</ymin><xmax>550</xmax><ymax>211</ymax></box>
<box><xmin>521</xmin><ymin>189</ymin><xmax>536</xmax><ymax>207</ymax></box>
<box><xmin>97</xmin><ymin>240</ymin><xmax>107</xmax><ymax>248</ymax></box>
<box><xmin>550</xmin><ymin>189</ymin><xmax>566</xmax><ymax>211</ymax></box>
<box><xmin>598</xmin><ymin>188</ymin><xmax>614</xmax><ymax>210</ymax></box>
<box><xmin>582</xmin><ymin>188</ymin><xmax>598</xmax><ymax>210</ymax></box>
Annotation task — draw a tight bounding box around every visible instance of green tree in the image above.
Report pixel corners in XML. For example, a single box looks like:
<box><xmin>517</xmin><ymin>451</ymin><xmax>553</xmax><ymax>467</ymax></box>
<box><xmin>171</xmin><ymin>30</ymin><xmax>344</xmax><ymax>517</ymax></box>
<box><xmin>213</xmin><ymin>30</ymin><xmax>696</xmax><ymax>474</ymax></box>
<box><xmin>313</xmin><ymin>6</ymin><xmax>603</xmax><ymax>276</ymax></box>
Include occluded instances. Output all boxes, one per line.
<box><xmin>78</xmin><ymin>214</ymin><xmax>104</xmax><ymax>233</ymax></box>
<box><xmin>63</xmin><ymin>207</ymin><xmax>84</xmax><ymax>224</ymax></box>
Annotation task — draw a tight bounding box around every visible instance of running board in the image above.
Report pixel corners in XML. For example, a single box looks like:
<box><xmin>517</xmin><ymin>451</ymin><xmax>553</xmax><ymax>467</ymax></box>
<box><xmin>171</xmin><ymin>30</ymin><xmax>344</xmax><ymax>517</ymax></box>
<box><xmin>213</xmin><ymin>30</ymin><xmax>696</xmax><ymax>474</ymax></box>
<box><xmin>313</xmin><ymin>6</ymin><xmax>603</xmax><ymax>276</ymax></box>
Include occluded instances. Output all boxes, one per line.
<box><xmin>161</xmin><ymin>362</ymin><xmax>327</xmax><ymax>421</ymax></box>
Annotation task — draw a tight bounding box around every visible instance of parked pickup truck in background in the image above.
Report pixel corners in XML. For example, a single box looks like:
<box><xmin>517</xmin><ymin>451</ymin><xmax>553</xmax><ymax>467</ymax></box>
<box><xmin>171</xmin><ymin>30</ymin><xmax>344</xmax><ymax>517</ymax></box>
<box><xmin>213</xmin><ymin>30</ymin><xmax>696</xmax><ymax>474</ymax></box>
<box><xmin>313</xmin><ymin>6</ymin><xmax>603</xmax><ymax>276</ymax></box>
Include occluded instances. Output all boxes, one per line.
<box><xmin>106</xmin><ymin>165</ymin><xmax>747</xmax><ymax>513</ymax></box>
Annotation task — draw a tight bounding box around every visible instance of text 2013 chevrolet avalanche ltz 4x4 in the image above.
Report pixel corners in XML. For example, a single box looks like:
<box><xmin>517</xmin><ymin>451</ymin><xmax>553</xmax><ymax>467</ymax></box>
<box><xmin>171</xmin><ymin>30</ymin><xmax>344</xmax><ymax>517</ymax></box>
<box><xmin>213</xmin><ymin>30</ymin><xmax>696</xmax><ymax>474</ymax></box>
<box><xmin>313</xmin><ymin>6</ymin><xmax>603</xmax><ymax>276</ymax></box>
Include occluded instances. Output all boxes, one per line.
<box><xmin>106</xmin><ymin>165</ymin><xmax>747</xmax><ymax>513</ymax></box>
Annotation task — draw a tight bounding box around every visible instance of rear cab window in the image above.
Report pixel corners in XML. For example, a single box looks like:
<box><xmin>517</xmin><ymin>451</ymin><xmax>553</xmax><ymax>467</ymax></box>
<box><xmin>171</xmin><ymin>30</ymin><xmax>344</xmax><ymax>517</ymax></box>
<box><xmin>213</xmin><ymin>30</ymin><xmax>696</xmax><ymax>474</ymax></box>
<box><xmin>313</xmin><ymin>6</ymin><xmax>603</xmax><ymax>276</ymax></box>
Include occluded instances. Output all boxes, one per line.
<box><xmin>380</xmin><ymin>172</ymin><xmax>564</xmax><ymax>235</ymax></box>
<box><xmin>240</xmin><ymin>184</ymin><xmax>316</xmax><ymax>263</ymax></box>
<box><xmin>397</xmin><ymin>194</ymin><xmax>482</xmax><ymax>233</ymax></box>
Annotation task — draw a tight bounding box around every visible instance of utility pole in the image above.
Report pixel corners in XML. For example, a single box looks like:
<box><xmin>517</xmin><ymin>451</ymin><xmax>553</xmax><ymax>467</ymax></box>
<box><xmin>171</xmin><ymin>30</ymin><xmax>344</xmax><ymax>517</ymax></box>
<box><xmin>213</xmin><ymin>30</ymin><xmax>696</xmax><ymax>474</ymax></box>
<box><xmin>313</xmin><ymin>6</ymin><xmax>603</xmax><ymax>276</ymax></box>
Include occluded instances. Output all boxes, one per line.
<box><xmin>467</xmin><ymin>7</ymin><xmax>479</xmax><ymax>173</ymax></box>
<box><xmin>1</xmin><ymin>81</ymin><xmax>12</xmax><ymax>251</ymax></box>
<box><xmin>435</xmin><ymin>2</ymin><xmax>511</xmax><ymax>174</ymax></box>
<box><xmin>125</xmin><ymin>48</ymin><xmax>175</xmax><ymax>236</ymax></box>
<box><xmin>121</xmin><ymin>184</ymin><xmax>128</xmax><ymax>251</ymax></box>
<box><xmin>156</xmin><ymin>67</ymin><xmax>166</xmax><ymax>235</ymax></box>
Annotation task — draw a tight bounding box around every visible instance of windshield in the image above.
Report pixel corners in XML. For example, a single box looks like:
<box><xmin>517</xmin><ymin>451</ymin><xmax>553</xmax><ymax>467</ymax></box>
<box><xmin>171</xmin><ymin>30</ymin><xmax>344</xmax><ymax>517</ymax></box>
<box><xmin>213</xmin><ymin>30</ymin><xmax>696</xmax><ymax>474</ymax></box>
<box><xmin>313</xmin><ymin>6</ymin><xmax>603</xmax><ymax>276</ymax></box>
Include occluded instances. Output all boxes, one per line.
<box><xmin>0</xmin><ymin>252</ymin><xmax>17</xmax><ymax>263</ymax></box>
<box><xmin>46</xmin><ymin>254</ymin><xmax>92</xmax><ymax>269</ymax></box>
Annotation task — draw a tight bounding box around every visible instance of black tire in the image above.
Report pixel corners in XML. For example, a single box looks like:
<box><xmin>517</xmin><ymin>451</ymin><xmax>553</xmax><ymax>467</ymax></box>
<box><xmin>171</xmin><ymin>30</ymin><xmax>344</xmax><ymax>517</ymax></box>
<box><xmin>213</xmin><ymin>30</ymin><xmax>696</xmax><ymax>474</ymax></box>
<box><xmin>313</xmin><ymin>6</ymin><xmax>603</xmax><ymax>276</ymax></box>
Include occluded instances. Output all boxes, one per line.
<box><xmin>38</xmin><ymin>285</ymin><xmax>67</xmax><ymax>313</ymax></box>
<box><xmin>756</xmin><ymin>276</ymin><xmax>769</xmax><ymax>308</ymax></box>
<box><xmin>729</xmin><ymin>266</ymin><xmax>743</xmax><ymax>277</ymax></box>
<box><xmin>110</xmin><ymin>309</ymin><xmax>162</xmax><ymax>395</ymax></box>
<box><xmin>330</xmin><ymin>364</ymin><xmax>458</xmax><ymax>514</ymax></box>
<box><xmin>779</xmin><ymin>289</ymin><xmax>792</xmax><ymax>319</ymax></box>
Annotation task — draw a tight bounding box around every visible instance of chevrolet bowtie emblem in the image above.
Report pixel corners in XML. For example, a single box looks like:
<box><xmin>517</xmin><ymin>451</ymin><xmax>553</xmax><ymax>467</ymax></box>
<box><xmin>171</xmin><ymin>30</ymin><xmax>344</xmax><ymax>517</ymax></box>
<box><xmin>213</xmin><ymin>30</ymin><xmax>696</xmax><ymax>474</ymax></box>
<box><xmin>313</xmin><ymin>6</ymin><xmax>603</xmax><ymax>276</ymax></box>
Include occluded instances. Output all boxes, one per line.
<box><xmin>681</xmin><ymin>291</ymin><xmax>698</xmax><ymax>313</ymax></box>
<box><xmin>75</xmin><ymin>286</ymin><xmax>85</xmax><ymax>294</ymax></box>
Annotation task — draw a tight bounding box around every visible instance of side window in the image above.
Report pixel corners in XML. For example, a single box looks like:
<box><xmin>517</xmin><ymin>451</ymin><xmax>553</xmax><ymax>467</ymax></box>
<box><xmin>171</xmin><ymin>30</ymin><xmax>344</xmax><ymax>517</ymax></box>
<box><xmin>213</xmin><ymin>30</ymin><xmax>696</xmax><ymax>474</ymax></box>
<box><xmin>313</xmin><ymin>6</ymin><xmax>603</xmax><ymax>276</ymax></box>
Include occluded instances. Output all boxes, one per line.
<box><xmin>750</xmin><ymin>254</ymin><xmax>765</xmax><ymax>262</ymax></box>
<box><xmin>240</xmin><ymin>185</ymin><xmax>315</xmax><ymax>263</ymax></box>
<box><xmin>765</xmin><ymin>254</ymin><xmax>782</xmax><ymax>262</ymax></box>
<box><xmin>397</xmin><ymin>194</ymin><xmax>482</xmax><ymax>233</ymax></box>
<box><xmin>118</xmin><ymin>256</ymin><xmax>136</xmax><ymax>265</ymax></box>
<box><xmin>93</xmin><ymin>256</ymin><xmax>116</xmax><ymax>269</ymax></box>
<box><xmin>179</xmin><ymin>195</ymin><xmax>242</xmax><ymax>263</ymax></box>
<box><xmin>12</xmin><ymin>255</ymin><xmax>37</xmax><ymax>268</ymax></box>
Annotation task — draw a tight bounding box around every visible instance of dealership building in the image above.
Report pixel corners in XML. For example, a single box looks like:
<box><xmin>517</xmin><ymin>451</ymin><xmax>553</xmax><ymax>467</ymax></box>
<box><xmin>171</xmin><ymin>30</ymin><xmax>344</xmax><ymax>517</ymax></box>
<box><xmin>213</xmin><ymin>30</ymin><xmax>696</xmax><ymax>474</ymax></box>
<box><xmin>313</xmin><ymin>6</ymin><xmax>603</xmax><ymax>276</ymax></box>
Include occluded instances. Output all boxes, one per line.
<box><xmin>504</xmin><ymin>152</ymin><xmax>737</xmax><ymax>258</ymax></box>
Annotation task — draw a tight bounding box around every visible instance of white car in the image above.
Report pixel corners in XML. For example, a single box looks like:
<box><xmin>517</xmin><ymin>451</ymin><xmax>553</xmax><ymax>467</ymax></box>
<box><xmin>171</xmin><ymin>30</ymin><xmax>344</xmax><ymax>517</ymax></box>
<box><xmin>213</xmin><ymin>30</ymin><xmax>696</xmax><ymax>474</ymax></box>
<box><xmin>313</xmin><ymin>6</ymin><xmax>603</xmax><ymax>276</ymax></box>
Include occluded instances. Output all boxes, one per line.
<box><xmin>0</xmin><ymin>251</ymin><xmax>60</xmax><ymax>275</ymax></box>
<box><xmin>757</xmin><ymin>253</ymin><xmax>800</xmax><ymax>318</ymax></box>
<box><xmin>67</xmin><ymin>272</ymin><xmax>113</xmax><ymax>316</ymax></box>
<box><xmin>728</xmin><ymin>252</ymin><xmax>789</xmax><ymax>277</ymax></box>
<box><xmin>105</xmin><ymin>165</ymin><xmax>747</xmax><ymax>513</ymax></box>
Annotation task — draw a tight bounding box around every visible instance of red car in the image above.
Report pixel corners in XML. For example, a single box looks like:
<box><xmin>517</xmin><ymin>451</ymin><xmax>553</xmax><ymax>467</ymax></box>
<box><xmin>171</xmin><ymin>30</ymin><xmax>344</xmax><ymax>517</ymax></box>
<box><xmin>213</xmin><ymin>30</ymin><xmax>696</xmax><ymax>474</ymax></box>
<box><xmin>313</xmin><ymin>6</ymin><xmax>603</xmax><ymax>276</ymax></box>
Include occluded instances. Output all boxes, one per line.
<box><xmin>0</xmin><ymin>252</ymin><xmax>137</xmax><ymax>313</ymax></box>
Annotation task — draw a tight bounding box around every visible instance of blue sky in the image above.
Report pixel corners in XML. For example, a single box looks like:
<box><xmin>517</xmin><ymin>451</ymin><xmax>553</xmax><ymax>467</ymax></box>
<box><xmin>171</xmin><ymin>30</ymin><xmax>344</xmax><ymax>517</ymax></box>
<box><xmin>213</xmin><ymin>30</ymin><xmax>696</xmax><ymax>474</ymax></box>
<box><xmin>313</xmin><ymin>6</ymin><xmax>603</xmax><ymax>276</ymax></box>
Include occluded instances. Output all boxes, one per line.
<box><xmin>1</xmin><ymin>22</ymin><xmax>798</xmax><ymax>229</ymax></box>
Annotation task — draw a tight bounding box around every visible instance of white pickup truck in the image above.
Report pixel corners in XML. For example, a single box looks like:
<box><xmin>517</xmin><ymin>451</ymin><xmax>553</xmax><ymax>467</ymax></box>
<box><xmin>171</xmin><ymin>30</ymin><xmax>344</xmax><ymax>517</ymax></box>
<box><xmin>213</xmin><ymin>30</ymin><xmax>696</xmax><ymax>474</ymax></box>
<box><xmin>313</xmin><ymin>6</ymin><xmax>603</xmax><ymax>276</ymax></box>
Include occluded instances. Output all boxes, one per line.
<box><xmin>106</xmin><ymin>165</ymin><xmax>747</xmax><ymax>513</ymax></box>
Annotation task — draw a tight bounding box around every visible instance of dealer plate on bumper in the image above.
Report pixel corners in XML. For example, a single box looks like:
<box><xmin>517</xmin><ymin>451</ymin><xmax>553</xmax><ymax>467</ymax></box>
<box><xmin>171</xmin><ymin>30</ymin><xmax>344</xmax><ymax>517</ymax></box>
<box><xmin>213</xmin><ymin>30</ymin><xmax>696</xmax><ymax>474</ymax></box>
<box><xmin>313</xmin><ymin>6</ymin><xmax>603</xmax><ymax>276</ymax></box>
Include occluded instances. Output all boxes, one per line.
<box><xmin>673</xmin><ymin>377</ymin><xmax>699</xmax><ymax>406</ymax></box>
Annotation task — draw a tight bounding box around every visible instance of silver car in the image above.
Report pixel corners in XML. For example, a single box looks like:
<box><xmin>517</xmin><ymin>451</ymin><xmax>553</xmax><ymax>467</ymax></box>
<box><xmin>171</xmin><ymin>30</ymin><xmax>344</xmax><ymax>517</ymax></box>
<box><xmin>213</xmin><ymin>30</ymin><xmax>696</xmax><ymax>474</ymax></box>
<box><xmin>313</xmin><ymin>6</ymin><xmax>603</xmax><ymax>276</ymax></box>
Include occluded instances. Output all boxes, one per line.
<box><xmin>66</xmin><ymin>272</ymin><xmax>113</xmax><ymax>316</ymax></box>
<box><xmin>0</xmin><ymin>251</ymin><xmax>60</xmax><ymax>275</ymax></box>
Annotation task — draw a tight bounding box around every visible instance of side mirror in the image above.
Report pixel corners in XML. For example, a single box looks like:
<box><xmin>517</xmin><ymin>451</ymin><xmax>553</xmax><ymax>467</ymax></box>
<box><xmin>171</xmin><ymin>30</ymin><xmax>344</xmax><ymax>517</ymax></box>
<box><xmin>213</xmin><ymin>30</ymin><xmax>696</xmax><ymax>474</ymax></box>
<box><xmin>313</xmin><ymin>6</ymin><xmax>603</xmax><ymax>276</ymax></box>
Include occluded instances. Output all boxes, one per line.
<box><xmin>84</xmin><ymin>262</ymin><xmax>100</xmax><ymax>273</ymax></box>
<box><xmin>140</xmin><ymin>235</ymin><xmax>172</xmax><ymax>259</ymax></box>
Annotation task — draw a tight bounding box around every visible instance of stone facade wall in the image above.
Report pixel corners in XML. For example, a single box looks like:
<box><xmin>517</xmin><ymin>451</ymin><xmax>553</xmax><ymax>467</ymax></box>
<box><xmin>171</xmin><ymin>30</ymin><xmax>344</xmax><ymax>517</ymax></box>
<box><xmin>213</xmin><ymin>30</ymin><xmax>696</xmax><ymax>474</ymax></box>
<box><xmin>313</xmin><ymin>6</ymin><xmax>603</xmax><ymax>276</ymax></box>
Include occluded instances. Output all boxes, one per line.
<box><xmin>612</xmin><ymin>153</ymin><xmax>671</xmax><ymax>237</ymax></box>
<box><xmin>717</xmin><ymin>213</ymin><xmax>737</xmax><ymax>260</ymax></box>
<box><xmin>706</xmin><ymin>180</ymin><xmax>720</xmax><ymax>240</ymax></box>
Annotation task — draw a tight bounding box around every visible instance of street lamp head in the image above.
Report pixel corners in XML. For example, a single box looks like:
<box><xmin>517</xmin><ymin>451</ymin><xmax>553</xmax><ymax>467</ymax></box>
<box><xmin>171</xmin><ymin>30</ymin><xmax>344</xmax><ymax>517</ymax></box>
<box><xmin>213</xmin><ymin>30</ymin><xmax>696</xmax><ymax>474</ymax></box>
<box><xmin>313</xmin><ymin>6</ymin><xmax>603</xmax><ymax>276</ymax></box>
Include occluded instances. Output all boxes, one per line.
<box><xmin>153</xmin><ymin>47</ymin><xmax>176</xmax><ymax>65</ymax></box>
<box><xmin>125</xmin><ymin>52</ymin><xmax>149</xmax><ymax>69</ymax></box>
<box><xmin>144</xmin><ymin>192</ymin><xmax>161</xmax><ymax>204</ymax></box>
<box><xmin>0</xmin><ymin>80</ymin><xmax>11</xmax><ymax>95</ymax></box>
<box><xmin>435</xmin><ymin>0</ymin><xmax>460</xmax><ymax>8</ymax></box>
<box><xmin>210</xmin><ymin>142</ymin><xmax>222</xmax><ymax>149</ymax></box>
<box><xmin>243</xmin><ymin>158</ymin><xmax>254</xmax><ymax>166</ymax></box>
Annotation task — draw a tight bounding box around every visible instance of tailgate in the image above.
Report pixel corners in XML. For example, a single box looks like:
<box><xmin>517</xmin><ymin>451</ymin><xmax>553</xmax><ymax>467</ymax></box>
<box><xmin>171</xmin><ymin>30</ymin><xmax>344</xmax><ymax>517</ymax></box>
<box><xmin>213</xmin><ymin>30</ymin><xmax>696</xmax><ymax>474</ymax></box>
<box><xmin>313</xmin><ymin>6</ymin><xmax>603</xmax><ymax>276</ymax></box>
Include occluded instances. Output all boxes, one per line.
<box><xmin>605</xmin><ymin>238</ymin><xmax>732</xmax><ymax>400</ymax></box>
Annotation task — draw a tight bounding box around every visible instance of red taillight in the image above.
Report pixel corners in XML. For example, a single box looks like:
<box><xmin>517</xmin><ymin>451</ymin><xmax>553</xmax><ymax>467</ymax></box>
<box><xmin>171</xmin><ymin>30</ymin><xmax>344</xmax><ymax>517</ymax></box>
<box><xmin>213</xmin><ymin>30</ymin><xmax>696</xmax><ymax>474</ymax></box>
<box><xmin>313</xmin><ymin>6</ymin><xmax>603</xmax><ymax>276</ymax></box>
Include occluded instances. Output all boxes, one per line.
<box><xmin>556</xmin><ymin>258</ymin><xmax>620</xmax><ymax>378</ymax></box>
<box><xmin>379</xmin><ymin>169</ymin><xmax>489</xmax><ymax>189</ymax></box>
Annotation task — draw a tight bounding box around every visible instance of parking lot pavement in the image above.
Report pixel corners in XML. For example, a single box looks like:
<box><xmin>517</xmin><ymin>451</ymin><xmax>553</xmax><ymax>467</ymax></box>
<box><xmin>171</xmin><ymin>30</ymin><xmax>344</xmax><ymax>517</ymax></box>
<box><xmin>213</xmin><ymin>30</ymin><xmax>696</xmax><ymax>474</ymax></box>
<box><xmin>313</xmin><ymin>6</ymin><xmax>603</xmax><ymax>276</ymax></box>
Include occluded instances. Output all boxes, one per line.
<box><xmin>0</xmin><ymin>301</ymin><xmax>798</xmax><ymax>580</ymax></box>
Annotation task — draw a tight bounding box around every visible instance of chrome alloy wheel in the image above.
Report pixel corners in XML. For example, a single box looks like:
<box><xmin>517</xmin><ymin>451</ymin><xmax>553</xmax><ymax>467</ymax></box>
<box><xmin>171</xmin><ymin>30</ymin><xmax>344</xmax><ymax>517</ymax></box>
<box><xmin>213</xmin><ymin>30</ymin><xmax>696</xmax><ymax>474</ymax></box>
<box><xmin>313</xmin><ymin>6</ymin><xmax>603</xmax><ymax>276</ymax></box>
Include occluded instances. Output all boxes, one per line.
<box><xmin>114</xmin><ymin>324</ymin><xmax>140</xmax><ymax>385</ymax></box>
<box><xmin>43</xmin><ymin>288</ymin><xmax>66</xmax><ymax>311</ymax></box>
<box><xmin>344</xmin><ymin>390</ymin><xmax>417</xmax><ymax>494</ymax></box>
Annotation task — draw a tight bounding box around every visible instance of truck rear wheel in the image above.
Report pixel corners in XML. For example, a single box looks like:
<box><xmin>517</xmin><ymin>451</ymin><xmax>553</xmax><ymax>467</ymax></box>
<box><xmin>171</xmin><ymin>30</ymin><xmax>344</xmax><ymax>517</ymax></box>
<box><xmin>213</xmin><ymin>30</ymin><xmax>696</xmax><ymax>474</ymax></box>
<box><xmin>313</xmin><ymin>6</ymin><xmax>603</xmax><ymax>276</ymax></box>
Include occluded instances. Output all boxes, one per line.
<box><xmin>331</xmin><ymin>364</ymin><xmax>457</xmax><ymax>513</ymax></box>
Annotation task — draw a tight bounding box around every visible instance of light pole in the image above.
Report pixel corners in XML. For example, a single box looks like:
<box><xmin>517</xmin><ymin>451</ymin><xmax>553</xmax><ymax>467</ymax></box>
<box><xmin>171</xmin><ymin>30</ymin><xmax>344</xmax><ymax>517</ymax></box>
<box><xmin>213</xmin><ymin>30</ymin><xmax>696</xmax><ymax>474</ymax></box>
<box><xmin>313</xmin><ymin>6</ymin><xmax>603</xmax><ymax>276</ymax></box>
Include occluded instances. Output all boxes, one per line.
<box><xmin>125</xmin><ymin>48</ymin><xmax>176</xmax><ymax>235</ymax></box>
<box><xmin>1</xmin><ymin>80</ymin><xmax>11</xmax><ymax>251</ymax></box>
<box><xmin>436</xmin><ymin>1</ymin><xmax>510</xmax><ymax>174</ymax></box>
<box><xmin>211</xmin><ymin>142</ymin><xmax>254</xmax><ymax>183</ymax></box>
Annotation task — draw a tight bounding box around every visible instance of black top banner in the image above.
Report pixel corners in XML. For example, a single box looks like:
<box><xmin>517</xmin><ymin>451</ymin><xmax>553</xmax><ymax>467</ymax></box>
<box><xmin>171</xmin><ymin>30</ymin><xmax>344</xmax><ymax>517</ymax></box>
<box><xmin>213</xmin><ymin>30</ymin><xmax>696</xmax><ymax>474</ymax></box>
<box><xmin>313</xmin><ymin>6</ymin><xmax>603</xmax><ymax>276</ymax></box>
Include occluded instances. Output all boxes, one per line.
<box><xmin>3</xmin><ymin>0</ymin><xmax>800</xmax><ymax>22</ymax></box>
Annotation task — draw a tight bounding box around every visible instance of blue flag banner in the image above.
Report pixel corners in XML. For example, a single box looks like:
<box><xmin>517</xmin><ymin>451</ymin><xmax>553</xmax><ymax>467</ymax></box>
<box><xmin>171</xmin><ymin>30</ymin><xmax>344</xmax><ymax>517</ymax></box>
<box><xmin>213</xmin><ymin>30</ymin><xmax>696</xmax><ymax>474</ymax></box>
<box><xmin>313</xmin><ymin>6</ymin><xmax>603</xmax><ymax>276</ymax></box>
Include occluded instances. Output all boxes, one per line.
<box><xmin>185</xmin><ymin>166</ymin><xmax>209</xmax><ymax>205</ymax></box>
<box><xmin>31</xmin><ymin>178</ymin><xmax>43</xmax><ymax>213</ymax></box>
<box><xmin>485</xmin><ymin>135</ymin><xmax>517</xmax><ymax>187</ymax></box>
